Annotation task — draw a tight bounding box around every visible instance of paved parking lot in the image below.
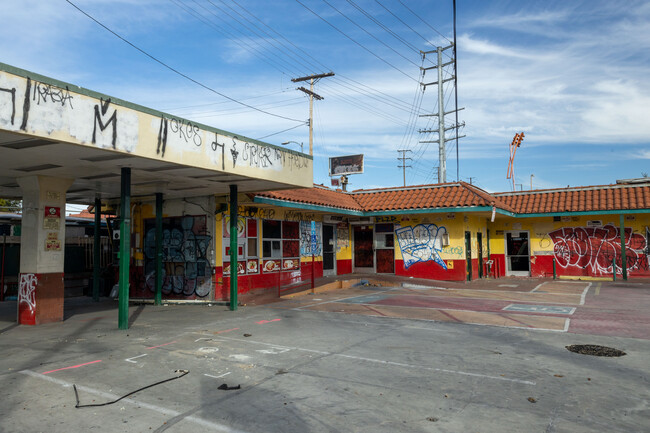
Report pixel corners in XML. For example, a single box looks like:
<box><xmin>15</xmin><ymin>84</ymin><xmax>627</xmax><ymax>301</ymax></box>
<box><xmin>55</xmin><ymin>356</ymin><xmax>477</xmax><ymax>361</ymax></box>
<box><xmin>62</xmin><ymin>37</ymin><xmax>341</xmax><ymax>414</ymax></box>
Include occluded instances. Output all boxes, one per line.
<box><xmin>0</xmin><ymin>277</ymin><xmax>648</xmax><ymax>432</ymax></box>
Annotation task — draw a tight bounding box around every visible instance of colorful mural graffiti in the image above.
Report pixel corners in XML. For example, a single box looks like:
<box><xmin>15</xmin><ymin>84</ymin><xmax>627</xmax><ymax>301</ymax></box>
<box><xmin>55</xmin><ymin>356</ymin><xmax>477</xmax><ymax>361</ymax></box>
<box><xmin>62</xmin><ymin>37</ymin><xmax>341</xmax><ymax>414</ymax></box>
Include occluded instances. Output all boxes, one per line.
<box><xmin>143</xmin><ymin>215</ymin><xmax>212</xmax><ymax>298</ymax></box>
<box><xmin>549</xmin><ymin>224</ymin><xmax>649</xmax><ymax>275</ymax></box>
<box><xmin>395</xmin><ymin>224</ymin><xmax>448</xmax><ymax>270</ymax></box>
<box><xmin>300</xmin><ymin>221</ymin><xmax>322</xmax><ymax>256</ymax></box>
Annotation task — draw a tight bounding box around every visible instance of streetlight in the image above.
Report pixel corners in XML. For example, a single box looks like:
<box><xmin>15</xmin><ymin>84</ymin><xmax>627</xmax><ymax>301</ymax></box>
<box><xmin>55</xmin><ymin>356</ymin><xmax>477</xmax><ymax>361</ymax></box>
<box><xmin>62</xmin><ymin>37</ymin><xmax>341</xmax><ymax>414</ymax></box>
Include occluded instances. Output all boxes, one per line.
<box><xmin>281</xmin><ymin>141</ymin><xmax>304</xmax><ymax>153</ymax></box>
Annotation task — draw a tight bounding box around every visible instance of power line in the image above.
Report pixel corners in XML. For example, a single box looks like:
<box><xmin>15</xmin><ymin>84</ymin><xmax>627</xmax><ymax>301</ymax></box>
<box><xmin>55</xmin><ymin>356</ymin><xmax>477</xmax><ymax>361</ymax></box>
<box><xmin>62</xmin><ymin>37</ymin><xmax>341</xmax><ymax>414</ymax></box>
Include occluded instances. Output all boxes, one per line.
<box><xmin>64</xmin><ymin>0</ymin><xmax>305</xmax><ymax>124</ymax></box>
<box><xmin>256</xmin><ymin>123</ymin><xmax>306</xmax><ymax>140</ymax></box>
<box><xmin>294</xmin><ymin>0</ymin><xmax>420</xmax><ymax>83</ymax></box>
<box><xmin>322</xmin><ymin>0</ymin><xmax>421</xmax><ymax>68</ymax></box>
<box><xmin>397</xmin><ymin>0</ymin><xmax>452</xmax><ymax>44</ymax></box>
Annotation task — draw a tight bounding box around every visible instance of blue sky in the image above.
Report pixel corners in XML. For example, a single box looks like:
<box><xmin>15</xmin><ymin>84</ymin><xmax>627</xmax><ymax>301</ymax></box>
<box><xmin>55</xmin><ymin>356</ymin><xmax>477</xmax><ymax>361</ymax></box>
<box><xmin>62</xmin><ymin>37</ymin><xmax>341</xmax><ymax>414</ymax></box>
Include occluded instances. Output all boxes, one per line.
<box><xmin>2</xmin><ymin>0</ymin><xmax>649</xmax><ymax>194</ymax></box>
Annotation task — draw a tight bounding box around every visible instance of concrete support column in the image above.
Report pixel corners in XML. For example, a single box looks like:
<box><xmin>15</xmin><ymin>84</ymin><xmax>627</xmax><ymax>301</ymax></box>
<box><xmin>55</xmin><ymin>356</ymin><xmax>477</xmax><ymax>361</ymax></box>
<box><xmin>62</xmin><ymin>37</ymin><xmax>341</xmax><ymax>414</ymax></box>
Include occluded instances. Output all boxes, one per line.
<box><xmin>17</xmin><ymin>176</ymin><xmax>73</xmax><ymax>325</ymax></box>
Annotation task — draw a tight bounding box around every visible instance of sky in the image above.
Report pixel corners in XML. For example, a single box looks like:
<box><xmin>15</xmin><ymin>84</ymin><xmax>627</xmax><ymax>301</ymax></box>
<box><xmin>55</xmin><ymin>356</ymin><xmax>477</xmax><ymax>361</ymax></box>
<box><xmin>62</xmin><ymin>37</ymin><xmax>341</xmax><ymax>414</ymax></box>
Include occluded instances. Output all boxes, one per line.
<box><xmin>1</xmin><ymin>0</ymin><xmax>649</xmax><ymax>199</ymax></box>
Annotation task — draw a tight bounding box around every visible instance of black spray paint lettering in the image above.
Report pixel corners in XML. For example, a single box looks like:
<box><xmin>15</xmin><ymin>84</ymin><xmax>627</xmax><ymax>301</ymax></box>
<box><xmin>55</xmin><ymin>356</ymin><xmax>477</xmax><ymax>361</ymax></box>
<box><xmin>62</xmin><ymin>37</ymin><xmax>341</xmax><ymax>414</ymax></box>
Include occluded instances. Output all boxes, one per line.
<box><xmin>20</xmin><ymin>77</ymin><xmax>31</xmax><ymax>131</ymax></box>
<box><xmin>157</xmin><ymin>117</ymin><xmax>168</xmax><ymax>157</ymax></box>
<box><xmin>0</xmin><ymin>86</ymin><xmax>16</xmax><ymax>125</ymax></box>
<box><xmin>32</xmin><ymin>81</ymin><xmax>73</xmax><ymax>108</ymax></box>
<box><xmin>169</xmin><ymin>117</ymin><xmax>202</xmax><ymax>147</ymax></box>
<box><xmin>230</xmin><ymin>137</ymin><xmax>239</xmax><ymax>168</ymax></box>
<box><xmin>243</xmin><ymin>142</ymin><xmax>273</xmax><ymax>168</ymax></box>
<box><xmin>92</xmin><ymin>98</ymin><xmax>117</xmax><ymax>149</ymax></box>
<box><xmin>211</xmin><ymin>133</ymin><xmax>225</xmax><ymax>170</ymax></box>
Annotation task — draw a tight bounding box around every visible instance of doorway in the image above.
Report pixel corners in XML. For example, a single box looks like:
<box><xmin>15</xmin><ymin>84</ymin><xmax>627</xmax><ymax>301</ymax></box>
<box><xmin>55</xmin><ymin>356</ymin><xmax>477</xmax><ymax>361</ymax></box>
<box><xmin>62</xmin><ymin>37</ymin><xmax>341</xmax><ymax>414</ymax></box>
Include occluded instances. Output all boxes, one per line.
<box><xmin>465</xmin><ymin>231</ymin><xmax>472</xmax><ymax>281</ymax></box>
<box><xmin>477</xmin><ymin>232</ymin><xmax>483</xmax><ymax>278</ymax></box>
<box><xmin>374</xmin><ymin>223</ymin><xmax>394</xmax><ymax>274</ymax></box>
<box><xmin>323</xmin><ymin>224</ymin><xmax>336</xmax><ymax>276</ymax></box>
<box><xmin>505</xmin><ymin>231</ymin><xmax>530</xmax><ymax>276</ymax></box>
<box><xmin>353</xmin><ymin>225</ymin><xmax>374</xmax><ymax>272</ymax></box>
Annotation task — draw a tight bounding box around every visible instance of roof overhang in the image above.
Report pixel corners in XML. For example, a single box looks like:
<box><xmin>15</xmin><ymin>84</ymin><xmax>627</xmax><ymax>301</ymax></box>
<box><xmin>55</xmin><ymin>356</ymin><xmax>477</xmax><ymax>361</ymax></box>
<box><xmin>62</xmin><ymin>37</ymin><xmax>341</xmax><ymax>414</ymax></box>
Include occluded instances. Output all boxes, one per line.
<box><xmin>0</xmin><ymin>63</ymin><xmax>312</xmax><ymax>205</ymax></box>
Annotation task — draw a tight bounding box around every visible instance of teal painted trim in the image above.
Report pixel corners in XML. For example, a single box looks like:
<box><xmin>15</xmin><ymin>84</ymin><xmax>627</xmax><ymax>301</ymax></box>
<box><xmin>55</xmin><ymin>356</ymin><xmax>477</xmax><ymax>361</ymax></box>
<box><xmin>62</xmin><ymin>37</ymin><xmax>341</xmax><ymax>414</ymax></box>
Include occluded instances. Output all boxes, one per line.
<box><xmin>0</xmin><ymin>62</ymin><xmax>310</xmax><ymax>157</ymax></box>
<box><xmin>515</xmin><ymin>209</ymin><xmax>650</xmax><ymax>218</ymax></box>
<box><xmin>253</xmin><ymin>196</ymin><xmax>365</xmax><ymax>216</ymax></box>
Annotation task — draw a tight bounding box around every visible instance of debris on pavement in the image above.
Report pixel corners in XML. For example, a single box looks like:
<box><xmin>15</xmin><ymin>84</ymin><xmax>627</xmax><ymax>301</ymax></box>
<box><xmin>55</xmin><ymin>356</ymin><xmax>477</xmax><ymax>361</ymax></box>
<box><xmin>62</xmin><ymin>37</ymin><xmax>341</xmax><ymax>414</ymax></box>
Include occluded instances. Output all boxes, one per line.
<box><xmin>218</xmin><ymin>383</ymin><xmax>241</xmax><ymax>391</ymax></box>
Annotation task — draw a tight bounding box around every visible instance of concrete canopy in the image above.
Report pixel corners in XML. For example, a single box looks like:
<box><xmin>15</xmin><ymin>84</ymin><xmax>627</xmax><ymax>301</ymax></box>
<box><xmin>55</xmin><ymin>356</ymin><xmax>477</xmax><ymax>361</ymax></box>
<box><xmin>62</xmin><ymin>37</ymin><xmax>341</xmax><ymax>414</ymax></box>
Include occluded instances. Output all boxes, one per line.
<box><xmin>0</xmin><ymin>63</ymin><xmax>313</xmax><ymax>206</ymax></box>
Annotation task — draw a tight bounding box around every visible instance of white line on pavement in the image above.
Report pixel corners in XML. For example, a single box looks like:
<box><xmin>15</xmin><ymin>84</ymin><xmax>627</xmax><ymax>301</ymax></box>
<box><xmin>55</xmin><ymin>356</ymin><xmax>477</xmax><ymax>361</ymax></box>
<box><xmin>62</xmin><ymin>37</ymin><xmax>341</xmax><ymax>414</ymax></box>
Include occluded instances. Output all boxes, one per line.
<box><xmin>19</xmin><ymin>370</ymin><xmax>251</xmax><ymax>433</ymax></box>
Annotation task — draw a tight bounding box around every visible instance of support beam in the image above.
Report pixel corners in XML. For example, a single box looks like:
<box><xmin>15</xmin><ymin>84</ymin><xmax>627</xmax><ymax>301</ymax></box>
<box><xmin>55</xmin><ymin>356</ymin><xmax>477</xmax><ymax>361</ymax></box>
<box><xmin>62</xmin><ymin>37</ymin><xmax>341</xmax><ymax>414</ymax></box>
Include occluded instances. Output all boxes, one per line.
<box><xmin>92</xmin><ymin>196</ymin><xmax>101</xmax><ymax>302</ymax></box>
<box><xmin>620</xmin><ymin>214</ymin><xmax>627</xmax><ymax>280</ymax></box>
<box><xmin>229</xmin><ymin>185</ymin><xmax>238</xmax><ymax>311</ymax></box>
<box><xmin>155</xmin><ymin>192</ymin><xmax>163</xmax><ymax>306</ymax></box>
<box><xmin>118</xmin><ymin>167</ymin><xmax>131</xmax><ymax>330</ymax></box>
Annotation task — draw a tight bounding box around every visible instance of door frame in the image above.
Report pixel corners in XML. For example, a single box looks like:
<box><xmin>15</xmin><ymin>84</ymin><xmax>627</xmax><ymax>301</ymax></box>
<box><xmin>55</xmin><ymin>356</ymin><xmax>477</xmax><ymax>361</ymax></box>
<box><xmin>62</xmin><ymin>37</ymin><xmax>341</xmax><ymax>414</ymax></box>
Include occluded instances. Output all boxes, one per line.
<box><xmin>322</xmin><ymin>223</ymin><xmax>337</xmax><ymax>277</ymax></box>
<box><xmin>504</xmin><ymin>230</ymin><xmax>531</xmax><ymax>277</ymax></box>
<box><xmin>352</xmin><ymin>224</ymin><xmax>375</xmax><ymax>273</ymax></box>
<box><xmin>477</xmin><ymin>232</ymin><xmax>483</xmax><ymax>278</ymax></box>
<box><xmin>464</xmin><ymin>231</ymin><xmax>472</xmax><ymax>281</ymax></box>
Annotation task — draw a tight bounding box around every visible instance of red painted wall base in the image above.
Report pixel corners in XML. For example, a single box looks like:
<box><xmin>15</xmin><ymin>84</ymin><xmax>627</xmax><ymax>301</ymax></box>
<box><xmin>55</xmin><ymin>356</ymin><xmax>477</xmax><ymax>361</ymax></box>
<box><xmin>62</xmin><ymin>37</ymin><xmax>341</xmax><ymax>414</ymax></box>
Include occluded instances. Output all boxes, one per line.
<box><xmin>18</xmin><ymin>272</ymin><xmax>64</xmax><ymax>325</ymax></box>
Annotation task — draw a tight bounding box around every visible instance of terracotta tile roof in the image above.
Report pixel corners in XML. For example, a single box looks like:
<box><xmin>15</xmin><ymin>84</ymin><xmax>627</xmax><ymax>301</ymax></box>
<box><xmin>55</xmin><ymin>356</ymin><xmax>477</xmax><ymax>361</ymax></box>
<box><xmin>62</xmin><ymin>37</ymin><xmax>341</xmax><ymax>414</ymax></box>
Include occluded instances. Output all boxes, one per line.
<box><xmin>255</xmin><ymin>182</ymin><xmax>515</xmax><ymax>213</ymax></box>
<box><xmin>350</xmin><ymin>182</ymin><xmax>514</xmax><ymax>212</ymax></box>
<box><xmin>253</xmin><ymin>185</ymin><xmax>364</xmax><ymax>212</ymax></box>
<box><xmin>494</xmin><ymin>182</ymin><xmax>650</xmax><ymax>213</ymax></box>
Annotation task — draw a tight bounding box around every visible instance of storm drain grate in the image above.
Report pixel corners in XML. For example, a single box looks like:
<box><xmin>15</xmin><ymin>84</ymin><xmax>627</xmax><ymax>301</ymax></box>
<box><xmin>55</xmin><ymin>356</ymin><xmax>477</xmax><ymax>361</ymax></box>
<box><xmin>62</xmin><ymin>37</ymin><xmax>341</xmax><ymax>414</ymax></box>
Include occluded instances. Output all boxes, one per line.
<box><xmin>566</xmin><ymin>344</ymin><xmax>626</xmax><ymax>357</ymax></box>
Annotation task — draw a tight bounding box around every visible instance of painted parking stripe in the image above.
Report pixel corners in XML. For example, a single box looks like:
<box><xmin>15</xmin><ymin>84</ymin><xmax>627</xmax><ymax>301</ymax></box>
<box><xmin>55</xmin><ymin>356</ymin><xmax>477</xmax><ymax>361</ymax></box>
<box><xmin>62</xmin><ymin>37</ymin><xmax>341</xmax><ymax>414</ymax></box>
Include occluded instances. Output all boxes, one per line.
<box><xmin>20</xmin><ymin>370</ymin><xmax>251</xmax><ymax>433</ymax></box>
<box><xmin>42</xmin><ymin>360</ymin><xmax>102</xmax><ymax>375</ymax></box>
<box><xmin>502</xmin><ymin>304</ymin><xmax>576</xmax><ymax>315</ymax></box>
<box><xmin>211</xmin><ymin>335</ymin><xmax>535</xmax><ymax>385</ymax></box>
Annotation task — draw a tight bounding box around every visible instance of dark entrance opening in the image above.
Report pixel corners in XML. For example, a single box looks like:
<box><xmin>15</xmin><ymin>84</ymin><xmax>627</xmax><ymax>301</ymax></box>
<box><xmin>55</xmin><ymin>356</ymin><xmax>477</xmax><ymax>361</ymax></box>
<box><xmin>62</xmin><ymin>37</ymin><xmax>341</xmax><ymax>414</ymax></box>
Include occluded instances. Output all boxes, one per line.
<box><xmin>477</xmin><ymin>232</ymin><xmax>483</xmax><ymax>278</ymax></box>
<box><xmin>323</xmin><ymin>224</ymin><xmax>336</xmax><ymax>276</ymax></box>
<box><xmin>353</xmin><ymin>226</ymin><xmax>374</xmax><ymax>270</ymax></box>
<box><xmin>465</xmin><ymin>231</ymin><xmax>472</xmax><ymax>281</ymax></box>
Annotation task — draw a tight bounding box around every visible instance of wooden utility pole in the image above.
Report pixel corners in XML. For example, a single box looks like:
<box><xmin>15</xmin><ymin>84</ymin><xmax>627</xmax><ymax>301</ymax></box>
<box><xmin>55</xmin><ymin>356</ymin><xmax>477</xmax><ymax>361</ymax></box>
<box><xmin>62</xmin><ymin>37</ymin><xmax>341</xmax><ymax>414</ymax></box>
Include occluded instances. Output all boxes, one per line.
<box><xmin>292</xmin><ymin>72</ymin><xmax>334</xmax><ymax>155</ymax></box>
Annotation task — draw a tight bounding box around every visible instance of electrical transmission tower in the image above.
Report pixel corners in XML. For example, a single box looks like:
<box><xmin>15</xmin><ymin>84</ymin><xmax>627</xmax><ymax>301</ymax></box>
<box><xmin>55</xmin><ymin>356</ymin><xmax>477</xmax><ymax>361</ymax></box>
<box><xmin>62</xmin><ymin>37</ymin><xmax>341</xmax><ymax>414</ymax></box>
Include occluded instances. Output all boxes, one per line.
<box><xmin>397</xmin><ymin>149</ymin><xmax>412</xmax><ymax>187</ymax></box>
<box><xmin>418</xmin><ymin>44</ymin><xmax>465</xmax><ymax>184</ymax></box>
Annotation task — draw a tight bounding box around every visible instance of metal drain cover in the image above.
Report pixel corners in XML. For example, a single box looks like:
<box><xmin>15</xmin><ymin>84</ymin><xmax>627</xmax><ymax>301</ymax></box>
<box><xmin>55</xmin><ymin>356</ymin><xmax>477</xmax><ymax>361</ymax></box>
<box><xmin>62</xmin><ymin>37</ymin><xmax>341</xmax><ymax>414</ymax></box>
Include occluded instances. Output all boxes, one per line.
<box><xmin>566</xmin><ymin>344</ymin><xmax>626</xmax><ymax>357</ymax></box>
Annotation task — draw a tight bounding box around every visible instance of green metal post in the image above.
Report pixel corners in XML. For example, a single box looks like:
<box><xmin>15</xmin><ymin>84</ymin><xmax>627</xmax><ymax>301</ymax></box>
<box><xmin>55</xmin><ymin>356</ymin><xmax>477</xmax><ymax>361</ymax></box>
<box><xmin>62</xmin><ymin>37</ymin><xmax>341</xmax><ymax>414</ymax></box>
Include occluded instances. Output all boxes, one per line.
<box><xmin>118</xmin><ymin>167</ymin><xmax>131</xmax><ymax>330</ymax></box>
<box><xmin>92</xmin><ymin>196</ymin><xmax>101</xmax><ymax>302</ymax></box>
<box><xmin>620</xmin><ymin>214</ymin><xmax>627</xmax><ymax>281</ymax></box>
<box><xmin>155</xmin><ymin>193</ymin><xmax>163</xmax><ymax>306</ymax></box>
<box><xmin>553</xmin><ymin>256</ymin><xmax>556</xmax><ymax>280</ymax></box>
<box><xmin>229</xmin><ymin>185</ymin><xmax>238</xmax><ymax>311</ymax></box>
<box><xmin>612</xmin><ymin>256</ymin><xmax>616</xmax><ymax>281</ymax></box>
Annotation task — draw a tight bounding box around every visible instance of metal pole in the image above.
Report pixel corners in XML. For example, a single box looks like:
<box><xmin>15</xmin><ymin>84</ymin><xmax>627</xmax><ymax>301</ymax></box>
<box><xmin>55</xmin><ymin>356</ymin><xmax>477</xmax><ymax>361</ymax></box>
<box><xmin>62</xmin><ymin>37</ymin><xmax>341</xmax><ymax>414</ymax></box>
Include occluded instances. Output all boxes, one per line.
<box><xmin>155</xmin><ymin>193</ymin><xmax>163</xmax><ymax>306</ymax></box>
<box><xmin>453</xmin><ymin>0</ymin><xmax>459</xmax><ymax>181</ymax></box>
<box><xmin>1</xmin><ymin>234</ymin><xmax>5</xmax><ymax>302</ymax></box>
<box><xmin>553</xmin><ymin>255</ymin><xmax>557</xmax><ymax>280</ymax></box>
<box><xmin>92</xmin><ymin>196</ymin><xmax>101</xmax><ymax>302</ymax></box>
<box><xmin>620</xmin><ymin>214</ymin><xmax>627</xmax><ymax>280</ymax></box>
<box><xmin>118</xmin><ymin>167</ymin><xmax>131</xmax><ymax>330</ymax></box>
<box><xmin>309</xmin><ymin>78</ymin><xmax>314</xmax><ymax>156</ymax></box>
<box><xmin>229</xmin><ymin>185</ymin><xmax>238</xmax><ymax>311</ymax></box>
<box><xmin>438</xmin><ymin>46</ymin><xmax>446</xmax><ymax>183</ymax></box>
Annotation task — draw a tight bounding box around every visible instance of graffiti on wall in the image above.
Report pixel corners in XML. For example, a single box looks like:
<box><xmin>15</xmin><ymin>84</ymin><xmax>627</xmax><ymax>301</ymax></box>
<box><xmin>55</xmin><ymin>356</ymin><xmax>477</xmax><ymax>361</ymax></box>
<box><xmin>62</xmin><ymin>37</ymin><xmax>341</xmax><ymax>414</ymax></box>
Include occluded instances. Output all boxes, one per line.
<box><xmin>143</xmin><ymin>216</ymin><xmax>212</xmax><ymax>298</ymax></box>
<box><xmin>549</xmin><ymin>224</ymin><xmax>649</xmax><ymax>275</ymax></box>
<box><xmin>300</xmin><ymin>221</ymin><xmax>322</xmax><ymax>256</ymax></box>
<box><xmin>0</xmin><ymin>71</ymin><xmax>308</xmax><ymax>174</ymax></box>
<box><xmin>395</xmin><ymin>224</ymin><xmax>448</xmax><ymax>270</ymax></box>
<box><xmin>19</xmin><ymin>273</ymin><xmax>37</xmax><ymax>313</ymax></box>
<box><xmin>337</xmin><ymin>226</ymin><xmax>350</xmax><ymax>251</ymax></box>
